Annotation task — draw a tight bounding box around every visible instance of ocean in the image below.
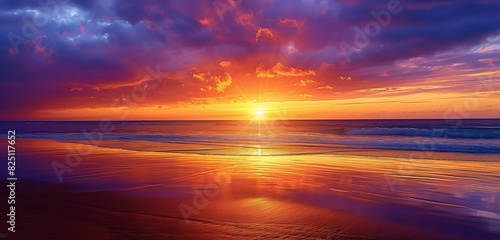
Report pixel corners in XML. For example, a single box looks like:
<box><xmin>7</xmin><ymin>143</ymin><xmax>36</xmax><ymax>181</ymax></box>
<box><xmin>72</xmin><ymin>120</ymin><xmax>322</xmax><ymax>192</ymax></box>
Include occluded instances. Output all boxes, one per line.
<box><xmin>4</xmin><ymin>119</ymin><xmax>500</xmax><ymax>154</ymax></box>
<box><xmin>2</xmin><ymin>119</ymin><xmax>500</xmax><ymax>239</ymax></box>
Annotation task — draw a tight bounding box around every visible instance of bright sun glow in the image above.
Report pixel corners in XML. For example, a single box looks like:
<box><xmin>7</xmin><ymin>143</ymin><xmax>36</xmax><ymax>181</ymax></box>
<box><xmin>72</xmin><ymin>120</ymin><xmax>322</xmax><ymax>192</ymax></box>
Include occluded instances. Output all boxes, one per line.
<box><xmin>256</xmin><ymin>110</ymin><xmax>265</xmax><ymax>117</ymax></box>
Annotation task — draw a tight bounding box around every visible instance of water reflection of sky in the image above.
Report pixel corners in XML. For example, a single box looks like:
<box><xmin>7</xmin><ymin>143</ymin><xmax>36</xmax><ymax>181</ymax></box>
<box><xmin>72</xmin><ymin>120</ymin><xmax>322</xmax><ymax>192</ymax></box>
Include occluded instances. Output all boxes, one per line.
<box><xmin>16</xmin><ymin>139</ymin><xmax>500</xmax><ymax>239</ymax></box>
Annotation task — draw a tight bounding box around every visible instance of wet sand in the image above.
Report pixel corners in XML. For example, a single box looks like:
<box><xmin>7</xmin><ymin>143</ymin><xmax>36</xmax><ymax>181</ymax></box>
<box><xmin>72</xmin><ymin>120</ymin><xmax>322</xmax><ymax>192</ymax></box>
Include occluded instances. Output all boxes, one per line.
<box><xmin>4</xmin><ymin>139</ymin><xmax>500</xmax><ymax>239</ymax></box>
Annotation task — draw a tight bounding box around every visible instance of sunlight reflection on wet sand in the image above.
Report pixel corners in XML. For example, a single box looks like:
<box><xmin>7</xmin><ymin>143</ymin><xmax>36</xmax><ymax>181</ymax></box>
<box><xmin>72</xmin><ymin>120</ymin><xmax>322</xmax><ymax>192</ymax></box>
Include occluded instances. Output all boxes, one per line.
<box><xmin>13</xmin><ymin>139</ymin><xmax>500</xmax><ymax>239</ymax></box>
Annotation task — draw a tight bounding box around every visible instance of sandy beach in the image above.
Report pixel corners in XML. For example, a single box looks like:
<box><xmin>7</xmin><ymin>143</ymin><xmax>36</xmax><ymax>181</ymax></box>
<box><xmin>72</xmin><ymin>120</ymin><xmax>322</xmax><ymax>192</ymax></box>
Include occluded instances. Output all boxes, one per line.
<box><xmin>5</xmin><ymin>138</ymin><xmax>499</xmax><ymax>239</ymax></box>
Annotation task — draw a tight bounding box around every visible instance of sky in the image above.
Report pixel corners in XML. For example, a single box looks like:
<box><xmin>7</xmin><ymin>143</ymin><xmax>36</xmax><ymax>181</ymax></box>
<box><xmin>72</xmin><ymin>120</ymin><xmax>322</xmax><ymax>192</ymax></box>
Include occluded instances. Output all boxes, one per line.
<box><xmin>0</xmin><ymin>0</ymin><xmax>499</xmax><ymax>120</ymax></box>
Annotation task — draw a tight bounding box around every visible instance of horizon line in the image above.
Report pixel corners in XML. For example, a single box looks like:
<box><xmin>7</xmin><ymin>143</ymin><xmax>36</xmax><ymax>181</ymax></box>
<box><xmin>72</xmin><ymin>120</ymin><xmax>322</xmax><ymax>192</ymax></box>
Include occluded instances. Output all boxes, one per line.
<box><xmin>1</xmin><ymin>117</ymin><xmax>499</xmax><ymax>122</ymax></box>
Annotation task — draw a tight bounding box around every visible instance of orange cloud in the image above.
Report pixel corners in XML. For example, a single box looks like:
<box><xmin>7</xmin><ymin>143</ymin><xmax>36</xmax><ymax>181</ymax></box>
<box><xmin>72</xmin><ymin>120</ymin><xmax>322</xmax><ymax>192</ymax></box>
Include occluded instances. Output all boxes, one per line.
<box><xmin>338</xmin><ymin>75</ymin><xmax>352</xmax><ymax>81</ymax></box>
<box><xmin>219</xmin><ymin>61</ymin><xmax>232</xmax><ymax>68</ymax></box>
<box><xmin>215</xmin><ymin>74</ymin><xmax>232</xmax><ymax>92</ymax></box>
<box><xmin>256</xmin><ymin>62</ymin><xmax>316</xmax><ymax>78</ymax></box>
<box><xmin>317</xmin><ymin>85</ymin><xmax>334</xmax><ymax>90</ymax></box>
<box><xmin>193</xmin><ymin>71</ymin><xmax>209</xmax><ymax>82</ymax></box>
<box><xmin>199</xmin><ymin>18</ymin><xmax>215</xmax><ymax>27</ymax></box>
<box><xmin>256</xmin><ymin>28</ymin><xmax>276</xmax><ymax>41</ymax></box>
<box><xmin>193</xmin><ymin>65</ymin><xmax>233</xmax><ymax>93</ymax></box>
<box><xmin>294</xmin><ymin>79</ymin><xmax>317</xmax><ymax>86</ymax></box>
<box><xmin>298</xmin><ymin>93</ymin><xmax>313</xmax><ymax>99</ymax></box>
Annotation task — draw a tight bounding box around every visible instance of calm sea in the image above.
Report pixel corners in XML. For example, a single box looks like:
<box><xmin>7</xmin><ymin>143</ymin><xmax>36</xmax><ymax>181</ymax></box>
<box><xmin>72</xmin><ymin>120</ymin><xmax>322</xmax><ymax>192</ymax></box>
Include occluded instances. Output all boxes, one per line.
<box><xmin>2</xmin><ymin>119</ymin><xmax>500</xmax><ymax>154</ymax></box>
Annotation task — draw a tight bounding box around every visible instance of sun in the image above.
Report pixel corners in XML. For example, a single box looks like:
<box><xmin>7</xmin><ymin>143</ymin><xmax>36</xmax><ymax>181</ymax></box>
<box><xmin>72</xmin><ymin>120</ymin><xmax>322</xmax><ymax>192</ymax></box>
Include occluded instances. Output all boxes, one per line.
<box><xmin>256</xmin><ymin>110</ymin><xmax>265</xmax><ymax>118</ymax></box>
